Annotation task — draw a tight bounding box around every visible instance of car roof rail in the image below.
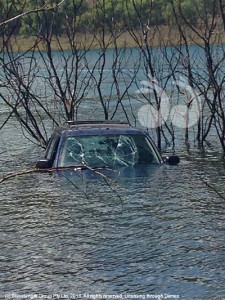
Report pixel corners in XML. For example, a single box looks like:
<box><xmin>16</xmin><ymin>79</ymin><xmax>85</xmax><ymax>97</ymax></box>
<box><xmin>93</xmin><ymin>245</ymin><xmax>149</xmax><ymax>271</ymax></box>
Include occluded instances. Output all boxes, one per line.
<box><xmin>64</xmin><ymin>120</ymin><xmax>131</xmax><ymax>126</ymax></box>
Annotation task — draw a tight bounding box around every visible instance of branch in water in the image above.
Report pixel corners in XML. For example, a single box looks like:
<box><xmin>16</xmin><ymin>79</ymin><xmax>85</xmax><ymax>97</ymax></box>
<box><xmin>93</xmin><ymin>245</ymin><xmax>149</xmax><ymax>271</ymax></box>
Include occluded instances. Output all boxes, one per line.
<box><xmin>0</xmin><ymin>165</ymin><xmax>123</xmax><ymax>204</ymax></box>
<box><xmin>202</xmin><ymin>179</ymin><xmax>225</xmax><ymax>200</ymax></box>
<box><xmin>0</xmin><ymin>165</ymin><xmax>107</xmax><ymax>183</ymax></box>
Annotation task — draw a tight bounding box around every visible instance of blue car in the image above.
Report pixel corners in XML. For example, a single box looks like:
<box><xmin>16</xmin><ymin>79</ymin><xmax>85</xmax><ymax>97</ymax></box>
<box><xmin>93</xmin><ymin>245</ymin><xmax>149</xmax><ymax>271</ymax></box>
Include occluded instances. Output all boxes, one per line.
<box><xmin>36</xmin><ymin>121</ymin><xmax>179</xmax><ymax>169</ymax></box>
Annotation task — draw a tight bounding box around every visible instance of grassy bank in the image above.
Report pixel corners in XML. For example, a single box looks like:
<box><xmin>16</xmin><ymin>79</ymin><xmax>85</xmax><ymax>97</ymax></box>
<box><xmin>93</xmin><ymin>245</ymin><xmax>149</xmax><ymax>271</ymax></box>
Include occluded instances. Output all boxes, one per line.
<box><xmin>6</xmin><ymin>26</ymin><xmax>211</xmax><ymax>52</ymax></box>
<box><xmin>4</xmin><ymin>23</ymin><xmax>225</xmax><ymax>52</ymax></box>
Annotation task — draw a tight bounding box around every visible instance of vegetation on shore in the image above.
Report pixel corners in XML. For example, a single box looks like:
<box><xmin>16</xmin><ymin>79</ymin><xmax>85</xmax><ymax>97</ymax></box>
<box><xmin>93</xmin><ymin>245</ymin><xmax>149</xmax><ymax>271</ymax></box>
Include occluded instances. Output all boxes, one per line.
<box><xmin>0</xmin><ymin>0</ymin><xmax>220</xmax><ymax>35</ymax></box>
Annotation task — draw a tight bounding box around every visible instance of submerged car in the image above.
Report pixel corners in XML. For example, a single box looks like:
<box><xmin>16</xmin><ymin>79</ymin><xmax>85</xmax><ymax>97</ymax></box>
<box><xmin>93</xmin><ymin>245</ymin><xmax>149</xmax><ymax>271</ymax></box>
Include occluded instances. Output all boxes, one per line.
<box><xmin>36</xmin><ymin>121</ymin><xmax>179</xmax><ymax>169</ymax></box>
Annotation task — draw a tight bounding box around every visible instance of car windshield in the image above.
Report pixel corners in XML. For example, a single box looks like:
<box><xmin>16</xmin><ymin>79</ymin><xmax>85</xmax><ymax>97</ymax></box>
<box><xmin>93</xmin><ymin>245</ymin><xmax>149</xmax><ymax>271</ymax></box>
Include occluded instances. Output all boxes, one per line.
<box><xmin>59</xmin><ymin>134</ymin><xmax>160</xmax><ymax>168</ymax></box>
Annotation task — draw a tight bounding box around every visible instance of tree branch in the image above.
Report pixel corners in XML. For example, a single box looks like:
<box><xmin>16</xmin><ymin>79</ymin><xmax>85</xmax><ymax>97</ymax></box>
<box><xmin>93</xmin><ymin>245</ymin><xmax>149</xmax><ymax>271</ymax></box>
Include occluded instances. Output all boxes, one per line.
<box><xmin>0</xmin><ymin>165</ymin><xmax>123</xmax><ymax>204</ymax></box>
<box><xmin>0</xmin><ymin>0</ymin><xmax>65</xmax><ymax>27</ymax></box>
<box><xmin>202</xmin><ymin>179</ymin><xmax>225</xmax><ymax>200</ymax></box>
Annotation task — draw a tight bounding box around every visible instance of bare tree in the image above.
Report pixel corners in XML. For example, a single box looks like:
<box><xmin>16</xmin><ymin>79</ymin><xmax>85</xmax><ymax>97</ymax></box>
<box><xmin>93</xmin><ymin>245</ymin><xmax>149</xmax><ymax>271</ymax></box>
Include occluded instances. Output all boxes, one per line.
<box><xmin>123</xmin><ymin>0</ymin><xmax>178</xmax><ymax>151</ymax></box>
<box><xmin>168</xmin><ymin>0</ymin><xmax>225</xmax><ymax>150</ymax></box>
<box><xmin>0</xmin><ymin>0</ymin><xmax>141</xmax><ymax>147</ymax></box>
<box><xmin>2</xmin><ymin>0</ymin><xmax>225</xmax><ymax>154</ymax></box>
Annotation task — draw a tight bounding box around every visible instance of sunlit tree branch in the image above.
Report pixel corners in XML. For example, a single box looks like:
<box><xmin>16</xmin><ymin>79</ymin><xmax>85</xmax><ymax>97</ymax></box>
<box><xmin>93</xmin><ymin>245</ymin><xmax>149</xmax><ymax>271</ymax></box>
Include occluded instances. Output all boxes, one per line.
<box><xmin>0</xmin><ymin>0</ymin><xmax>65</xmax><ymax>27</ymax></box>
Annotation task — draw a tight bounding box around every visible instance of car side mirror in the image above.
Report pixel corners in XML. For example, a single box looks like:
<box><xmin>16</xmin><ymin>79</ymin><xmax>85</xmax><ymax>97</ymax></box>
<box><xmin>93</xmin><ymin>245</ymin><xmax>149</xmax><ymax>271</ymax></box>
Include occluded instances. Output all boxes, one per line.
<box><xmin>164</xmin><ymin>155</ymin><xmax>180</xmax><ymax>165</ymax></box>
<box><xmin>36</xmin><ymin>159</ymin><xmax>51</xmax><ymax>169</ymax></box>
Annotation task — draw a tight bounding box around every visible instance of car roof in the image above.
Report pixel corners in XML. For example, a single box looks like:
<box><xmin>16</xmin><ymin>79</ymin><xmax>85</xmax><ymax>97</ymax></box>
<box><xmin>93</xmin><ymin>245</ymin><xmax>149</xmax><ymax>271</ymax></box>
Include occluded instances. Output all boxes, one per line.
<box><xmin>54</xmin><ymin>121</ymin><xmax>146</xmax><ymax>136</ymax></box>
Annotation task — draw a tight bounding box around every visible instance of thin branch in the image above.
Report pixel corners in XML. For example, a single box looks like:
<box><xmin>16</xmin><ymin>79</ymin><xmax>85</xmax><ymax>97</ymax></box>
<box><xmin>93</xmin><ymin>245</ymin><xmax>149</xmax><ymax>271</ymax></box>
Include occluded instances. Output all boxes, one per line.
<box><xmin>0</xmin><ymin>165</ymin><xmax>105</xmax><ymax>183</ymax></box>
<box><xmin>202</xmin><ymin>179</ymin><xmax>225</xmax><ymax>200</ymax></box>
<box><xmin>0</xmin><ymin>165</ymin><xmax>123</xmax><ymax>204</ymax></box>
<box><xmin>0</xmin><ymin>0</ymin><xmax>65</xmax><ymax>27</ymax></box>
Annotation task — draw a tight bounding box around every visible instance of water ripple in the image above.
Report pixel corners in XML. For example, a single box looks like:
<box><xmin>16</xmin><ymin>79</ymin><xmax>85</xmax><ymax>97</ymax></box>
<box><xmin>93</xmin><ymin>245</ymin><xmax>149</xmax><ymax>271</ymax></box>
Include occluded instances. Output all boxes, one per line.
<box><xmin>1</xmin><ymin>133</ymin><xmax>225</xmax><ymax>298</ymax></box>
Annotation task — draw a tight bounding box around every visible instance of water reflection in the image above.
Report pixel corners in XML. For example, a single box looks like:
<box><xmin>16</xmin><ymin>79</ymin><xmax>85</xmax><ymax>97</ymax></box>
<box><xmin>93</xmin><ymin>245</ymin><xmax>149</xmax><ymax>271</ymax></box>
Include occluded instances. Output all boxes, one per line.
<box><xmin>1</xmin><ymin>129</ymin><xmax>225</xmax><ymax>299</ymax></box>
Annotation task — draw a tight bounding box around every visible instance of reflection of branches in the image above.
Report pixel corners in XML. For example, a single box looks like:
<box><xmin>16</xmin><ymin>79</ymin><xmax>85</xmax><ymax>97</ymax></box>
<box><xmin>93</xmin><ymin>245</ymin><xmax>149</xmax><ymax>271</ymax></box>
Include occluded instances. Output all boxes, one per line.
<box><xmin>0</xmin><ymin>0</ymin><xmax>65</xmax><ymax>26</ymax></box>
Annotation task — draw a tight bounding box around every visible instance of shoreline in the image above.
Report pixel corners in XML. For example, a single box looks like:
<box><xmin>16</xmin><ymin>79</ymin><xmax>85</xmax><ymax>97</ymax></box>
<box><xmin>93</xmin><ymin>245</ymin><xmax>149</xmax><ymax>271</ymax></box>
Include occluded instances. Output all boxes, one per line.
<box><xmin>4</xmin><ymin>26</ymin><xmax>224</xmax><ymax>52</ymax></box>
<box><xmin>1</xmin><ymin>22</ymin><xmax>225</xmax><ymax>53</ymax></box>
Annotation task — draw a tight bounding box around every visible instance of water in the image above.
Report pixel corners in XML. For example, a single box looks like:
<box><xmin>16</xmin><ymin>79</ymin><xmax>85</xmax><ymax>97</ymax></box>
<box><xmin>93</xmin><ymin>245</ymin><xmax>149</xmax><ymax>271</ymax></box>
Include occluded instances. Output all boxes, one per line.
<box><xmin>1</xmin><ymin>120</ymin><xmax>225</xmax><ymax>300</ymax></box>
<box><xmin>1</xmin><ymin>45</ymin><xmax>225</xmax><ymax>299</ymax></box>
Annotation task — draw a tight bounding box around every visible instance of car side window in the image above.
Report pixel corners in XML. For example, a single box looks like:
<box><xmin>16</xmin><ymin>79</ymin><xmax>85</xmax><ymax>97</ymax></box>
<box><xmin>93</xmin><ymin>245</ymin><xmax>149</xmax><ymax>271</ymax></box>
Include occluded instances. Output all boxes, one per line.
<box><xmin>46</xmin><ymin>134</ymin><xmax>60</xmax><ymax>162</ymax></box>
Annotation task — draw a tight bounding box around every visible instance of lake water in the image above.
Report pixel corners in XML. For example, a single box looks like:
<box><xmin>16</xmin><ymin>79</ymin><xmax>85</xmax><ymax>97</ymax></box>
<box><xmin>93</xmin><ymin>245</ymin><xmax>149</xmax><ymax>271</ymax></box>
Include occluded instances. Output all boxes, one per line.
<box><xmin>1</xmin><ymin>47</ymin><xmax>225</xmax><ymax>300</ymax></box>
<box><xmin>1</xmin><ymin>118</ymin><xmax>225</xmax><ymax>300</ymax></box>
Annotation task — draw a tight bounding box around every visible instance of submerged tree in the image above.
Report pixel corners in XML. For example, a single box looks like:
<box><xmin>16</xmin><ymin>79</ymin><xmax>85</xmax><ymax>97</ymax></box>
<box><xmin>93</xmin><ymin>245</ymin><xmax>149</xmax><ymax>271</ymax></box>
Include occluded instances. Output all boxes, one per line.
<box><xmin>167</xmin><ymin>0</ymin><xmax>225</xmax><ymax>150</ymax></box>
<box><xmin>1</xmin><ymin>0</ymin><xmax>225</xmax><ymax>153</ymax></box>
<box><xmin>0</xmin><ymin>0</ymin><xmax>141</xmax><ymax>147</ymax></box>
